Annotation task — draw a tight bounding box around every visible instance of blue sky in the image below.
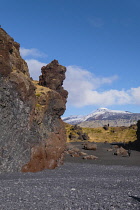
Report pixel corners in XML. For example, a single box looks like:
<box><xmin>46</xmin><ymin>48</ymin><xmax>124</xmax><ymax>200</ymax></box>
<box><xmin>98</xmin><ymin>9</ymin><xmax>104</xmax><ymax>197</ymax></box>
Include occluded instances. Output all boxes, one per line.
<box><xmin>1</xmin><ymin>0</ymin><xmax>140</xmax><ymax>116</ymax></box>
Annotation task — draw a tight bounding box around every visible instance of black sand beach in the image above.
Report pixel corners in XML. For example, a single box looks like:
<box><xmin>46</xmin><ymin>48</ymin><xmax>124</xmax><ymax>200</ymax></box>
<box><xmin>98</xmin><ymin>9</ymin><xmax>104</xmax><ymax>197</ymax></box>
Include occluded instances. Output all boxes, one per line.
<box><xmin>0</xmin><ymin>142</ymin><xmax>140</xmax><ymax>210</ymax></box>
<box><xmin>65</xmin><ymin>142</ymin><xmax>140</xmax><ymax>167</ymax></box>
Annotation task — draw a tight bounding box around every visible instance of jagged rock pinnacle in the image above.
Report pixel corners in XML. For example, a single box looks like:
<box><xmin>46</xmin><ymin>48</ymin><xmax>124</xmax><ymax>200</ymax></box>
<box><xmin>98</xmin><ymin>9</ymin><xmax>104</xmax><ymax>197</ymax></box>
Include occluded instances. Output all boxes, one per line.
<box><xmin>0</xmin><ymin>28</ymin><xmax>68</xmax><ymax>173</ymax></box>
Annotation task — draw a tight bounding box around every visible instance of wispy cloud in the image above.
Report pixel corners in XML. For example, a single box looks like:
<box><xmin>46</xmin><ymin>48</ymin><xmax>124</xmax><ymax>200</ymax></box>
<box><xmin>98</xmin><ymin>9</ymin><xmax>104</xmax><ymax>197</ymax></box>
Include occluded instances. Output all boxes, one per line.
<box><xmin>88</xmin><ymin>17</ymin><xmax>104</xmax><ymax>28</ymax></box>
<box><xmin>26</xmin><ymin>59</ymin><xmax>47</xmax><ymax>80</ymax></box>
<box><xmin>20</xmin><ymin>47</ymin><xmax>47</xmax><ymax>58</ymax></box>
<box><xmin>63</xmin><ymin>65</ymin><xmax>140</xmax><ymax>107</ymax></box>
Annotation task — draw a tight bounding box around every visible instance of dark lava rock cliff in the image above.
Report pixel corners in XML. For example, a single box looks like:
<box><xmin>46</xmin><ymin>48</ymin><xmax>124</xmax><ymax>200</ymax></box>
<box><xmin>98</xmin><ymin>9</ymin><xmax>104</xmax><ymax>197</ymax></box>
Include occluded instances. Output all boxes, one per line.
<box><xmin>135</xmin><ymin>120</ymin><xmax>140</xmax><ymax>150</ymax></box>
<box><xmin>0</xmin><ymin>28</ymin><xmax>68</xmax><ymax>173</ymax></box>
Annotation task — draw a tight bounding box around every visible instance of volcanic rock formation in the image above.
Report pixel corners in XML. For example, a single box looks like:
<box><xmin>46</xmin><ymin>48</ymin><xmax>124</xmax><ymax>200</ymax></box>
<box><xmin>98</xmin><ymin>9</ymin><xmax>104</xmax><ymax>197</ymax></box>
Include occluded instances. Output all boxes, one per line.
<box><xmin>68</xmin><ymin>125</ymin><xmax>89</xmax><ymax>141</ymax></box>
<box><xmin>136</xmin><ymin>120</ymin><xmax>140</xmax><ymax>141</ymax></box>
<box><xmin>39</xmin><ymin>59</ymin><xmax>68</xmax><ymax>101</ymax></box>
<box><xmin>0</xmin><ymin>28</ymin><xmax>68</xmax><ymax>173</ymax></box>
<box><xmin>135</xmin><ymin>120</ymin><xmax>140</xmax><ymax>150</ymax></box>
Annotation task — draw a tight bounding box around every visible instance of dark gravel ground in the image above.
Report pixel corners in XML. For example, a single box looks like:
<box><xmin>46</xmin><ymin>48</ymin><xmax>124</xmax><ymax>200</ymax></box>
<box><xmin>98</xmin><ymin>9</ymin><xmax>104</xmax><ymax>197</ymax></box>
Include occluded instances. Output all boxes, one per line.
<box><xmin>0</xmin><ymin>142</ymin><xmax>140</xmax><ymax>210</ymax></box>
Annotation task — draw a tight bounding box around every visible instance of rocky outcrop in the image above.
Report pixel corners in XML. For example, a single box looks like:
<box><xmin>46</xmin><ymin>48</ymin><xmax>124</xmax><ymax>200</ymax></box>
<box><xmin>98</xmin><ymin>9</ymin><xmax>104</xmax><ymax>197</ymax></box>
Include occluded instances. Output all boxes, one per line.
<box><xmin>136</xmin><ymin>120</ymin><xmax>140</xmax><ymax>142</ymax></box>
<box><xmin>135</xmin><ymin>120</ymin><xmax>140</xmax><ymax>150</ymax></box>
<box><xmin>68</xmin><ymin>125</ymin><xmax>89</xmax><ymax>141</ymax></box>
<box><xmin>39</xmin><ymin>59</ymin><xmax>68</xmax><ymax>101</ymax></box>
<box><xmin>126</xmin><ymin>120</ymin><xmax>140</xmax><ymax>151</ymax></box>
<box><xmin>0</xmin><ymin>28</ymin><xmax>68</xmax><ymax>173</ymax></box>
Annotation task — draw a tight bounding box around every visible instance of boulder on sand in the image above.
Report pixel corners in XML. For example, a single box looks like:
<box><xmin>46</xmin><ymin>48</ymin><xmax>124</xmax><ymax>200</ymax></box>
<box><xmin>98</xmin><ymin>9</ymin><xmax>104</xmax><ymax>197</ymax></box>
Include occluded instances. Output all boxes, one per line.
<box><xmin>83</xmin><ymin>155</ymin><xmax>98</xmax><ymax>160</ymax></box>
<box><xmin>83</xmin><ymin>142</ymin><xmax>97</xmax><ymax>150</ymax></box>
<box><xmin>114</xmin><ymin>147</ymin><xmax>128</xmax><ymax>157</ymax></box>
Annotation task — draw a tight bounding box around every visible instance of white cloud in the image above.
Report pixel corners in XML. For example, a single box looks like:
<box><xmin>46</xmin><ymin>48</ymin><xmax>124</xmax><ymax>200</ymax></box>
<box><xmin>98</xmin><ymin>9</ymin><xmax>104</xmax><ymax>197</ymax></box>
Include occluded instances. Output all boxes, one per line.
<box><xmin>26</xmin><ymin>59</ymin><xmax>47</xmax><ymax>80</ymax></box>
<box><xmin>20</xmin><ymin>47</ymin><xmax>47</xmax><ymax>58</ymax></box>
<box><xmin>130</xmin><ymin>87</ymin><xmax>140</xmax><ymax>104</ymax></box>
<box><xmin>26</xmin><ymin>60</ymin><xmax>140</xmax><ymax>108</ymax></box>
<box><xmin>81</xmin><ymin>89</ymin><xmax>132</xmax><ymax>107</ymax></box>
<box><xmin>64</xmin><ymin>65</ymin><xmax>118</xmax><ymax>90</ymax></box>
<box><xmin>63</xmin><ymin>65</ymin><xmax>140</xmax><ymax>107</ymax></box>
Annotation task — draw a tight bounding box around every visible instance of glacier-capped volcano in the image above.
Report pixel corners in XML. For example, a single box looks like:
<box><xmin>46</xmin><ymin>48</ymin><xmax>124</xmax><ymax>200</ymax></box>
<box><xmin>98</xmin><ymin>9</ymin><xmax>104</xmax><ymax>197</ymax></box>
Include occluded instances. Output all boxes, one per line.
<box><xmin>62</xmin><ymin>108</ymin><xmax>139</xmax><ymax>127</ymax></box>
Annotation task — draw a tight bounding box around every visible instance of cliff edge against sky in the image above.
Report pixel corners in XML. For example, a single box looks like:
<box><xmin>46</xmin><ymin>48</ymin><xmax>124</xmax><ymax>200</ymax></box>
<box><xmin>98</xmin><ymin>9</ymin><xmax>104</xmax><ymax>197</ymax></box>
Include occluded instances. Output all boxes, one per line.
<box><xmin>0</xmin><ymin>28</ymin><xmax>68</xmax><ymax>173</ymax></box>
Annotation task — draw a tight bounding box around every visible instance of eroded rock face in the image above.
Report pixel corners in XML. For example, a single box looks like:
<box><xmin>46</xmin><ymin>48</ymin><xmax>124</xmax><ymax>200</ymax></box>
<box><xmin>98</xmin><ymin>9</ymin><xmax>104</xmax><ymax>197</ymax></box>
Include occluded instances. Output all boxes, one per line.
<box><xmin>0</xmin><ymin>28</ymin><xmax>68</xmax><ymax>173</ymax></box>
<box><xmin>0</xmin><ymin>28</ymin><xmax>30</xmax><ymax>78</ymax></box>
<box><xmin>39</xmin><ymin>59</ymin><xmax>68</xmax><ymax>101</ymax></box>
<box><xmin>136</xmin><ymin>121</ymin><xmax>140</xmax><ymax>141</ymax></box>
<box><xmin>135</xmin><ymin>120</ymin><xmax>140</xmax><ymax>150</ymax></box>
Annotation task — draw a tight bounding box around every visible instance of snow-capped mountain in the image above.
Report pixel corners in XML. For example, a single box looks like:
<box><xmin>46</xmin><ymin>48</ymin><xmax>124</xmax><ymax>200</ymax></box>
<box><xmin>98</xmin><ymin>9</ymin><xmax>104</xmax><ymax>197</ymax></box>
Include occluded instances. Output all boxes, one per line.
<box><xmin>62</xmin><ymin>115</ymin><xmax>84</xmax><ymax>125</ymax></box>
<box><xmin>83</xmin><ymin>108</ymin><xmax>132</xmax><ymax>121</ymax></box>
<box><xmin>62</xmin><ymin>108</ymin><xmax>140</xmax><ymax>126</ymax></box>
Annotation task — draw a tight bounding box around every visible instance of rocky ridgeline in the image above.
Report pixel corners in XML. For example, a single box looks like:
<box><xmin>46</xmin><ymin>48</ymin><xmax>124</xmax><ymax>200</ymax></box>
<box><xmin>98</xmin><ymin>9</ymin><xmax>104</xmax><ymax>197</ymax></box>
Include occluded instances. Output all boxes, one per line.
<box><xmin>0</xmin><ymin>28</ymin><xmax>68</xmax><ymax>173</ymax></box>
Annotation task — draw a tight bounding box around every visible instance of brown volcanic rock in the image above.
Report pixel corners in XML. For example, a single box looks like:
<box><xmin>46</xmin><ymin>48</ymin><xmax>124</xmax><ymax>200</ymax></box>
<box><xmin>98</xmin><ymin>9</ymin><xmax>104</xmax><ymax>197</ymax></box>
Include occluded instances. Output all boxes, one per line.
<box><xmin>136</xmin><ymin>120</ymin><xmax>140</xmax><ymax>142</ymax></box>
<box><xmin>116</xmin><ymin>147</ymin><xmax>128</xmax><ymax>157</ymax></box>
<box><xmin>39</xmin><ymin>59</ymin><xmax>68</xmax><ymax>101</ymax></box>
<box><xmin>22</xmin><ymin>124</ymin><xmax>66</xmax><ymax>172</ymax></box>
<box><xmin>68</xmin><ymin>125</ymin><xmax>90</xmax><ymax>141</ymax></box>
<box><xmin>0</xmin><ymin>28</ymin><xmax>30</xmax><ymax>77</ymax></box>
<box><xmin>0</xmin><ymin>28</ymin><xmax>68</xmax><ymax>173</ymax></box>
<box><xmin>83</xmin><ymin>142</ymin><xmax>97</xmax><ymax>150</ymax></box>
<box><xmin>83</xmin><ymin>155</ymin><xmax>98</xmax><ymax>160</ymax></box>
<box><xmin>0</xmin><ymin>28</ymin><xmax>35</xmax><ymax>102</ymax></box>
<box><xmin>133</xmin><ymin>120</ymin><xmax>140</xmax><ymax>150</ymax></box>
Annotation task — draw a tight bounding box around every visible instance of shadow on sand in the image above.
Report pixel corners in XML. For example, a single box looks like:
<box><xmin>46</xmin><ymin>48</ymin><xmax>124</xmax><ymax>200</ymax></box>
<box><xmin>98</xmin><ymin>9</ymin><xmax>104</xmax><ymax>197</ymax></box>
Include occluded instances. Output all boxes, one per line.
<box><xmin>111</xmin><ymin>140</ymin><xmax>140</xmax><ymax>152</ymax></box>
<box><xmin>129</xmin><ymin>196</ymin><xmax>140</xmax><ymax>202</ymax></box>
